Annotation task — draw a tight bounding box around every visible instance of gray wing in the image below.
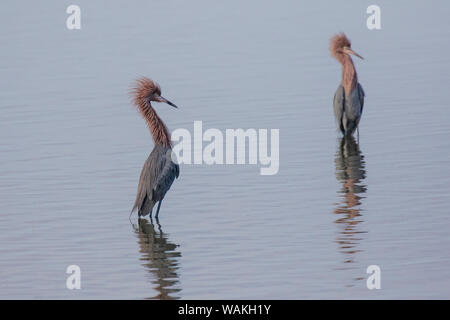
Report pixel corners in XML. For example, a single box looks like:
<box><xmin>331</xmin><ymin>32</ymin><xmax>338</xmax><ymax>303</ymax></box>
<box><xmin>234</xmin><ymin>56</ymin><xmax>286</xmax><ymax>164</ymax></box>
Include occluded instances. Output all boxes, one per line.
<box><xmin>333</xmin><ymin>85</ymin><xmax>345</xmax><ymax>134</ymax></box>
<box><xmin>132</xmin><ymin>145</ymin><xmax>174</xmax><ymax>214</ymax></box>
<box><xmin>152</xmin><ymin>149</ymin><xmax>180</xmax><ymax>201</ymax></box>
<box><xmin>357</xmin><ymin>83</ymin><xmax>365</xmax><ymax>113</ymax></box>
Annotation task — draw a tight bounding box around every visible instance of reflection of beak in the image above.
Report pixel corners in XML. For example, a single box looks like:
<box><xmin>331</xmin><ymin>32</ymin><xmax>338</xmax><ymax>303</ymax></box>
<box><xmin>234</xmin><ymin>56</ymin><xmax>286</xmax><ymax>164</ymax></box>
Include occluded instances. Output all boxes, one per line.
<box><xmin>345</xmin><ymin>48</ymin><xmax>364</xmax><ymax>60</ymax></box>
<box><xmin>157</xmin><ymin>95</ymin><xmax>178</xmax><ymax>108</ymax></box>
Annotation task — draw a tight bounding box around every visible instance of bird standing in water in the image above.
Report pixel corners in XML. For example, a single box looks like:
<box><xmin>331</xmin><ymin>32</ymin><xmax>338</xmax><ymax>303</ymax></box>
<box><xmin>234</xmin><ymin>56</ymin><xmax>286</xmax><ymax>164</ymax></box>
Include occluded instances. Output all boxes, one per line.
<box><xmin>330</xmin><ymin>33</ymin><xmax>365</xmax><ymax>139</ymax></box>
<box><xmin>130</xmin><ymin>77</ymin><xmax>180</xmax><ymax>219</ymax></box>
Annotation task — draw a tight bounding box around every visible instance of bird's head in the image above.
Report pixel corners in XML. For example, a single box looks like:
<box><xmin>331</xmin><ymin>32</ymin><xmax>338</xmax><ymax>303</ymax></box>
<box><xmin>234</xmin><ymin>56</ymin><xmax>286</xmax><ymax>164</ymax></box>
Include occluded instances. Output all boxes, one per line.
<box><xmin>132</xmin><ymin>77</ymin><xmax>178</xmax><ymax>109</ymax></box>
<box><xmin>330</xmin><ymin>33</ymin><xmax>364</xmax><ymax>60</ymax></box>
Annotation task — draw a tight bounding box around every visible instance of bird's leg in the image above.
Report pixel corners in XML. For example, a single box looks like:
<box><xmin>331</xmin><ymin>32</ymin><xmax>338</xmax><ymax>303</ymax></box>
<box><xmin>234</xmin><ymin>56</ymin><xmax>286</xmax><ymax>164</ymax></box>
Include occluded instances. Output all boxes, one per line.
<box><xmin>155</xmin><ymin>200</ymin><xmax>163</xmax><ymax>219</ymax></box>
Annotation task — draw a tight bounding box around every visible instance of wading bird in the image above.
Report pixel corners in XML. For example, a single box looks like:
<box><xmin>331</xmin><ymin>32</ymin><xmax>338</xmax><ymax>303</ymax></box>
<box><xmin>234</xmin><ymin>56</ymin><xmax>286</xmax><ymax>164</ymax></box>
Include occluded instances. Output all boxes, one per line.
<box><xmin>130</xmin><ymin>77</ymin><xmax>180</xmax><ymax>219</ymax></box>
<box><xmin>331</xmin><ymin>33</ymin><xmax>365</xmax><ymax>139</ymax></box>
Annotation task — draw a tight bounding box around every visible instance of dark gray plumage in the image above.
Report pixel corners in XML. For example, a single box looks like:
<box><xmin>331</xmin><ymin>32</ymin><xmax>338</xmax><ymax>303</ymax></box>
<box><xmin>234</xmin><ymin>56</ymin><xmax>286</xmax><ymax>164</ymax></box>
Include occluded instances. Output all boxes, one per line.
<box><xmin>333</xmin><ymin>83</ymin><xmax>365</xmax><ymax>137</ymax></box>
<box><xmin>132</xmin><ymin>144</ymin><xmax>179</xmax><ymax>218</ymax></box>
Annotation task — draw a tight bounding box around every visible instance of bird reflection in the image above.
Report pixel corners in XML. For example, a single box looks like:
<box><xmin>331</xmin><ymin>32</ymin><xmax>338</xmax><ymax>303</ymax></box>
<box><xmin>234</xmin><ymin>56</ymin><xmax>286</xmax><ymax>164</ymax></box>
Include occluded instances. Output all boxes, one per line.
<box><xmin>132</xmin><ymin>218</ymin><xmax>181</xmax><ymax>299</ymax></box>
<box><xmin>334</xmin><ymin>136</ymin><xmax>367</xmax><ymax>265</ymax></box>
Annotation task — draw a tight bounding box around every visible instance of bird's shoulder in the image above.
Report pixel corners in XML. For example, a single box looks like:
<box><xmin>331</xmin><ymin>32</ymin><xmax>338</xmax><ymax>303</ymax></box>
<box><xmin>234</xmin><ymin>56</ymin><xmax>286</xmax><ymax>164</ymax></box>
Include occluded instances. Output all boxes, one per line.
<box><xmin>149</xmin><ymin>144</ymin><xmax>179</xmax><ymax>179</ymax></box>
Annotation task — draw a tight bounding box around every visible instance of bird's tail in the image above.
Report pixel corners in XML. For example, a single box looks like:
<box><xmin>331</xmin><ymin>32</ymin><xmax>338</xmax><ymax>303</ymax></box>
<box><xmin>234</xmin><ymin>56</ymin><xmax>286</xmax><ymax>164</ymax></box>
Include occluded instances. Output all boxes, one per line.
<box><xmin>129</xmin><ymin>201</ymin><xmax>140</xmax><ymax>223</ymax></box>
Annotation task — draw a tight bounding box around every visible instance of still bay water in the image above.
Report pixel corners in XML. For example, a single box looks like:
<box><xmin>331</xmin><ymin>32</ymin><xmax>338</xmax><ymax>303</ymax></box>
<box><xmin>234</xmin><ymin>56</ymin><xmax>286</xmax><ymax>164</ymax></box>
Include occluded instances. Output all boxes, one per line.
<box><xmin>1</xmin><ymin>1</ymin><xmax>450</xmax><ymax>299</ymax></box>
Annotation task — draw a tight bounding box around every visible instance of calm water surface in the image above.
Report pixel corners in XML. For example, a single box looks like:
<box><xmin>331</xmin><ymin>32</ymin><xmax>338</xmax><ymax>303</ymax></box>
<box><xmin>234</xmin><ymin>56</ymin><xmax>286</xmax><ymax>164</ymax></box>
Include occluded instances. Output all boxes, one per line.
<box><xmin>1</xmin><ymin>1</ymin><xmax>450</xmax><ymax>299</ymax></box>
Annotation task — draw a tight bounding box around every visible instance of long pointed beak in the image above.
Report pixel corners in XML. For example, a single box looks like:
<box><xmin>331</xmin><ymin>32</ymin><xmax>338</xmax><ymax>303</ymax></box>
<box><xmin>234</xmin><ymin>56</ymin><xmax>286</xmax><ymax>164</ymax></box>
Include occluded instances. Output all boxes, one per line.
<box><xmin>157</xmin><ymin>96</ymin><xmax>178</xmax><ymax>108</ymax></box>
<box><xmin>347</xmin><ymin>48</ymin><xmax>364</xmax><ymax>60</ymax></box>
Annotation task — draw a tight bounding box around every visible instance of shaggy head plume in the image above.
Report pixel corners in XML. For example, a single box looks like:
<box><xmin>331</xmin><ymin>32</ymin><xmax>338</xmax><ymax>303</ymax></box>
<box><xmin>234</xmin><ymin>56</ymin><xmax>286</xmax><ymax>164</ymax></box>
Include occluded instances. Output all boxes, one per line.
<box><xmin>330</xmin><ymin>33</ymin><xmax>352</xmax><ymax>59</ymax></box>
<box><xmin>131</xmin><ymin>77</ymin><xmax>172</xmax><ymax>147</ymax></box>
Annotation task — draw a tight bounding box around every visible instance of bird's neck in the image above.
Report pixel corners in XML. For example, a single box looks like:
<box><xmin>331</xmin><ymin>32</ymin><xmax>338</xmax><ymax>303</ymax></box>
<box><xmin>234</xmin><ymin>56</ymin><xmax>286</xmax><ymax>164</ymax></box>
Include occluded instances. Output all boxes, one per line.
<box><xmin>141</xmin><ymin>102</ymin><xmax>172</xmax><ymax>148</ymax></box>
<box><xmin>341</xmin><ymin>55</ymin><xmax>358</xmax><ymax>96</ymax></box>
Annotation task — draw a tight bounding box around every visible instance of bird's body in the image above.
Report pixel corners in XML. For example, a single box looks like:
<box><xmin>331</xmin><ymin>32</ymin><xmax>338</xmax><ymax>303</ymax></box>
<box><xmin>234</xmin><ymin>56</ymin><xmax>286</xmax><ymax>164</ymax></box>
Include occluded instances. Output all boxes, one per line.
<box><xmin>333</xmin><ymin>83</ymin><xmax>365</xmax><ymax>136</ymax></box>
<box><xmin>131</xmin><ymin>78</ymin><xmax>180</xmax><ymax>219</ymax></box>
<box><xmin>132</xmin><ymin>144</ymin><xmax>179</xmax><ymax>217</ymax></box>
<box><xmin>330</xmin><ymin>33</ymin><xmax>365</xmax><ymax>137</ymax></box>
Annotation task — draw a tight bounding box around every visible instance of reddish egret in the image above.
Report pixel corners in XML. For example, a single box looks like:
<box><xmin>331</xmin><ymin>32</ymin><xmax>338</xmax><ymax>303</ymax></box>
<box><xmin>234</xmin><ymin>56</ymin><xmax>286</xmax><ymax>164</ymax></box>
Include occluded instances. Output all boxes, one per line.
<box><xmin>130</xmin><ymin>77</ymin><xmax>180</xmax><ymax>219</ymax></box>
<box><xmin>331</xmin><ymin>33</ymin><xmax>365</xmax><ymax>139</ymax></box>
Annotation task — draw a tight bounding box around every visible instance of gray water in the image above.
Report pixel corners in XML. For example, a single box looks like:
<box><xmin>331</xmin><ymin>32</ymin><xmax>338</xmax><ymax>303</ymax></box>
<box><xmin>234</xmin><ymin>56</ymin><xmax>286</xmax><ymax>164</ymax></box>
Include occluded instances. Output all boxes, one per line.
<box><xmin>1</xmin><ymin>1</ymin><xmax>450</xmax><ymax>299</ymax></box>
